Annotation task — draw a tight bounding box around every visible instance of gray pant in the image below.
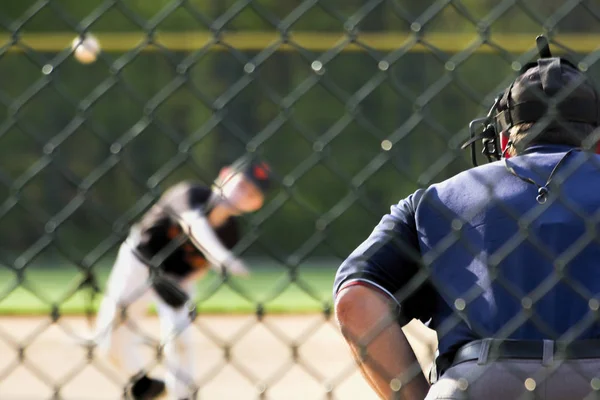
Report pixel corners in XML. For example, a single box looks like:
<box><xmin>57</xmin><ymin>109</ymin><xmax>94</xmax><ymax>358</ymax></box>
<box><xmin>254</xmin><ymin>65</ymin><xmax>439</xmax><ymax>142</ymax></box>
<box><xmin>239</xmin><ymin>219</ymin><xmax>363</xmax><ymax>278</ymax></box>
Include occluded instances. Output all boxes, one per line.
<box><xmin>425</xmin><ymin>358</ymin><xmax>600</xmax><ymax>400</ymax></box>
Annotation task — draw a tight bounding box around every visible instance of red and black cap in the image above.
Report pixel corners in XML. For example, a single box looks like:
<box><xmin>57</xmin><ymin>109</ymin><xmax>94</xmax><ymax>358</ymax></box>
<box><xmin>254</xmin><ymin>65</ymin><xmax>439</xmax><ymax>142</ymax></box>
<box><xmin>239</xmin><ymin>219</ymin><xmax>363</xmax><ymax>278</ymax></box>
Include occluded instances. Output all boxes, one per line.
<box><xmin>230</xmin><ymin>156</ymin><xmax>272</xmax><ymax>193</ymax></box>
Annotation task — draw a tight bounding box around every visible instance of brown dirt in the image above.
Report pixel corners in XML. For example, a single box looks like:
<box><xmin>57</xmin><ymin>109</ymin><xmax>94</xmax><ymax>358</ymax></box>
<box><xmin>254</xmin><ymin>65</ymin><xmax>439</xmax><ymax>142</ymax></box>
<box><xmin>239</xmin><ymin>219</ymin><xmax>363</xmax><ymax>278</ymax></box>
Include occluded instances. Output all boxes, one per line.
<box><xmin>0</xmin><ymin>315</ymin><xmax>437</xmax><ymax>400</ymax></box>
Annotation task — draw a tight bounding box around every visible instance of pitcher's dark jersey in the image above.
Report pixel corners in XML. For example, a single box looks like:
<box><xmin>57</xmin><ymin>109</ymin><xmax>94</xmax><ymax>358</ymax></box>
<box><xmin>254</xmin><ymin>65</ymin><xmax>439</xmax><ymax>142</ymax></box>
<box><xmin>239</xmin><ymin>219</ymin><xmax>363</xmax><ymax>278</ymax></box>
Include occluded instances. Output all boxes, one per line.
<box><xmin>132</xmin><ymin>181</ymin><xmax>239</xmax><ymax>278</ymax></box>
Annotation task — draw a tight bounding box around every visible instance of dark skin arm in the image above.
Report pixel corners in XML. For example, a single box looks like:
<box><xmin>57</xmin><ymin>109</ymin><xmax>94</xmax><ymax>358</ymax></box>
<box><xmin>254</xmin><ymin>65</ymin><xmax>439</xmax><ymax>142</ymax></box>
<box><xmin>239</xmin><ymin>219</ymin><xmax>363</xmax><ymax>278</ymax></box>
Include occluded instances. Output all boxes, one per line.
<box><xmin>335</xmin><ymin>285</ymin><xmax>430</xmax><ymax>400</ymax></box>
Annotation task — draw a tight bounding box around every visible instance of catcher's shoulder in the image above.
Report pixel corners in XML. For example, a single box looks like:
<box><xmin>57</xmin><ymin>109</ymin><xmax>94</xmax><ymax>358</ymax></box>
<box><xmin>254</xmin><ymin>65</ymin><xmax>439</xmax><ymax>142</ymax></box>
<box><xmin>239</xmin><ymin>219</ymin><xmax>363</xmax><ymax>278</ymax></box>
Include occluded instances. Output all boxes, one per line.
<box><xmin>422</xmin><ymin>161</ymin><xmax>506</xmax><ymax>194</ymax></box>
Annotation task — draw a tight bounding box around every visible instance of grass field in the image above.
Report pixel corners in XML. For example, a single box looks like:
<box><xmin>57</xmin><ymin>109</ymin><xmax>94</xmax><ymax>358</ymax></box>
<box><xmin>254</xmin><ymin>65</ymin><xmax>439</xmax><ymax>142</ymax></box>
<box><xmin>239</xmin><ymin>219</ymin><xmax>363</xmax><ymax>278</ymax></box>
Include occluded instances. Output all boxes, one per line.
<box><xmin>0</xmin><ymin>262</ymin><xmax>338</xmax><ymax>315</ymax></box>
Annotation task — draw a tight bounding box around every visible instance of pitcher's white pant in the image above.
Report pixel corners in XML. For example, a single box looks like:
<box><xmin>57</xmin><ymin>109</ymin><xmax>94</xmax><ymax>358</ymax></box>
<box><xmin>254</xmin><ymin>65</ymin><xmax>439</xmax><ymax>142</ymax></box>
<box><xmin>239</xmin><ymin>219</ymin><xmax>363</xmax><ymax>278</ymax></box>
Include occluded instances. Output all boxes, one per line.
<box><xmin>95</xmin><ymin>244</ymin><xmax>196</xmax><ymax>399</ymax></box>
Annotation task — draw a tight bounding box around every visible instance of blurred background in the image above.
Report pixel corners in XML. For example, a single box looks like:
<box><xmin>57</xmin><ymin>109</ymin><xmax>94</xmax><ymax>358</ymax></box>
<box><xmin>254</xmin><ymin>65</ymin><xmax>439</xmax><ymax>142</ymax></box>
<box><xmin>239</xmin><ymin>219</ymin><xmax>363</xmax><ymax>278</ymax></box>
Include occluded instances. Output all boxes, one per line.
<box><xmin>0</xmin><ymin>0</ymin><xmax>599</xmax><ymax>398</ymax></box>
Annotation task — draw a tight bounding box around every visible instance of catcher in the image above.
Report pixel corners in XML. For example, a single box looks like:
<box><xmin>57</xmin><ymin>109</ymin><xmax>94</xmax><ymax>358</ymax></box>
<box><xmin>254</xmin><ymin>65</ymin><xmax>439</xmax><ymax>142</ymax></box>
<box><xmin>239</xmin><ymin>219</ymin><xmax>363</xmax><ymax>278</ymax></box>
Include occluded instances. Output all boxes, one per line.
<box><xmin>334</xmin><ymin>36</ymin><xmax>600</xmax><ymax>399</ymax></box>
<box><xmin>94</xmin><ymin>157</ymin><xmax>271</xmax><ymax>400</ymax></box>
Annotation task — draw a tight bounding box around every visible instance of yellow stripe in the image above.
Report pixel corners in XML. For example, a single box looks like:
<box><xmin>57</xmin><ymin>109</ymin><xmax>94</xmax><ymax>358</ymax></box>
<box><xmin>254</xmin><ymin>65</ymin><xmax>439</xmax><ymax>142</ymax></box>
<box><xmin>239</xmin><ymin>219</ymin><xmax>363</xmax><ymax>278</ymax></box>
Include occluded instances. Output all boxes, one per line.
<box><xmin>5</xmin><ymin>31</ymin><xmax>599</xmax><ymax>53</ymax></box>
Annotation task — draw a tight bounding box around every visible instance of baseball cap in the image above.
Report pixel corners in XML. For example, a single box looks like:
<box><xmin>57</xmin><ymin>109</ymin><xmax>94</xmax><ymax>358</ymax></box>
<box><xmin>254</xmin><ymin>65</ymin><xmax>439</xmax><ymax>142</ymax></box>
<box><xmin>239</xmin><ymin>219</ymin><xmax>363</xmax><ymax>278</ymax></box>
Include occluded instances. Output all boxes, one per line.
<box><xmin>229</xmin><ymin>156</ymin><xmax>272</xmax><ymax>193</ymax></box>
<box><xmin>496</xmin><ymin>57</ymin><xmax>600</xmax><ymax>131</ymax></box>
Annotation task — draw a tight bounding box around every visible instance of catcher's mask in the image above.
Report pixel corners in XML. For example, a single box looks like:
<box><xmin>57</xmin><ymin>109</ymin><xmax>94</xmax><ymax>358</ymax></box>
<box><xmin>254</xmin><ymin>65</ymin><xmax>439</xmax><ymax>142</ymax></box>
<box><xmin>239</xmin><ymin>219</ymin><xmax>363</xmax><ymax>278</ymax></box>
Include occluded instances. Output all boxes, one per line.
<box><xmin>461</xmin><ymin>35</ymin><xmax>600</xmax><ymax>166</ymax></box>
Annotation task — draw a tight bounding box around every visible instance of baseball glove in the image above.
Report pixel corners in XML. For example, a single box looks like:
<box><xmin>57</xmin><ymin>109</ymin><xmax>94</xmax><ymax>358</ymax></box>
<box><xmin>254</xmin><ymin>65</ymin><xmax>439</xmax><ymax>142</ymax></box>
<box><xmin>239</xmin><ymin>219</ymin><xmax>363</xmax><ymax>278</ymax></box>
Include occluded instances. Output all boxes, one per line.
<box><xmin>151</xmin><ymin>274</ymin><xmax>190</xmax><ymax>308</ymax></box>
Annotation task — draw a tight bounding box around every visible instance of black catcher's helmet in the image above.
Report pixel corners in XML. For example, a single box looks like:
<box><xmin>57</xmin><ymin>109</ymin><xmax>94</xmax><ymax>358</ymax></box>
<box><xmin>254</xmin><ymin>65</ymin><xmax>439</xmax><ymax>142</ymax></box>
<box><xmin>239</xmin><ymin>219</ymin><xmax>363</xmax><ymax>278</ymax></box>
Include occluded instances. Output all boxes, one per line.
<box><xmin>462</xmin><ymin>35</ymin><xmax>600</xmax><ymax>166</ymax></box>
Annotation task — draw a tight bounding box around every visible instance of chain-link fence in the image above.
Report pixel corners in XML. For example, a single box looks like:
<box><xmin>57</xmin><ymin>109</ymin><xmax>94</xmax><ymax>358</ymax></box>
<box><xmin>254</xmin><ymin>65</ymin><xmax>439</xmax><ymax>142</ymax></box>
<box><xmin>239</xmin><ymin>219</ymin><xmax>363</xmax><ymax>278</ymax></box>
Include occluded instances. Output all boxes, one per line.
<box><xmin>1</xmin><ymin>0</ymin><xmax>600</xmax><ymax>399</ymax></box>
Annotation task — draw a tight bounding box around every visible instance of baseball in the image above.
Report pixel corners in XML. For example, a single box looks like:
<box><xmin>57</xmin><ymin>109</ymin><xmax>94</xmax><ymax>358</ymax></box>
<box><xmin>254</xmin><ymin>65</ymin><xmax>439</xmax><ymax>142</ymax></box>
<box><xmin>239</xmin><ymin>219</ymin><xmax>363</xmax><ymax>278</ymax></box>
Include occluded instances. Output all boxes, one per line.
<box><xmin>72</xmin><ymin>34</ymin><xmax>100</xmax><ymax>64</ymax></box>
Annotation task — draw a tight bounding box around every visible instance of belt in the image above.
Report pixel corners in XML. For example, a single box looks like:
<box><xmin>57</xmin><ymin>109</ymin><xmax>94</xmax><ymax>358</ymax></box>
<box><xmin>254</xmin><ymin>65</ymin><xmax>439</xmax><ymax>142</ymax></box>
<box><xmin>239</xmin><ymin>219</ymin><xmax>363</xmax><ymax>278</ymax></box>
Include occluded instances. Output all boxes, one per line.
<box><xmin>431</xmin><ymin>338</ymin><xmax>600</xmax><ymax>384</ymax></box>
<box><xmin>452</xmin><ymin>338</ymin><xmax>600</xmax><ymax>366</ymax></box>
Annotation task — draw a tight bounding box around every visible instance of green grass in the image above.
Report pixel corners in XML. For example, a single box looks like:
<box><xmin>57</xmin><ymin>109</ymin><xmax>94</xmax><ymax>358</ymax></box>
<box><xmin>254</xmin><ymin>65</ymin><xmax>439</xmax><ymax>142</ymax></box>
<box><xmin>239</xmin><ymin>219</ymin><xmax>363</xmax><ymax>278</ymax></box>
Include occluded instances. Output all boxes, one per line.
<box><xmin>0</xmin><ymin>263</ymin><xmax>338</xmax><ymax>315</ymax></box>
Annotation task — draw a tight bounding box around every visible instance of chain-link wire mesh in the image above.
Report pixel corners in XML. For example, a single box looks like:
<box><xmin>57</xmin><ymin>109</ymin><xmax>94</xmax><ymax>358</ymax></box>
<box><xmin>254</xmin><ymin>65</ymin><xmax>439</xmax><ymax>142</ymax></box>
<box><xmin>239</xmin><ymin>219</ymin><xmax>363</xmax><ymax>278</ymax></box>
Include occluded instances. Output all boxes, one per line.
<box><xmin>1</xmin><ymin>0</ymin><xmax>600</xmax><ymax>399</ymax></box>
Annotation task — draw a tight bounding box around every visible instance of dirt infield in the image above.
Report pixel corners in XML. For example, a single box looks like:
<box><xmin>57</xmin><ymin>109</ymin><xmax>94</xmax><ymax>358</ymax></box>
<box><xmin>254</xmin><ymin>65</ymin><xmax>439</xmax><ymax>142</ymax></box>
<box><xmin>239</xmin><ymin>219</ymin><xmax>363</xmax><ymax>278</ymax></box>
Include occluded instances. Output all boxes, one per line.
<box><xmin>0</xmin><ymin>315</ymin><xmax>437</xmax><ymax>400</ymax></box>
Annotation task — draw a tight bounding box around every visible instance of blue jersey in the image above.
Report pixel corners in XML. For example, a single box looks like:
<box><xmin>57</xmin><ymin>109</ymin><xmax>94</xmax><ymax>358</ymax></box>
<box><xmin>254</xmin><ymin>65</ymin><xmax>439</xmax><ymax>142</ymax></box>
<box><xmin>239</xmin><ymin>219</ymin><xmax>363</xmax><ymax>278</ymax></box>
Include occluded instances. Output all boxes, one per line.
<box><xmin>334</xmin><ymin>144</ymin><xmax>600</xmax><ymax>357</ymax></box>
